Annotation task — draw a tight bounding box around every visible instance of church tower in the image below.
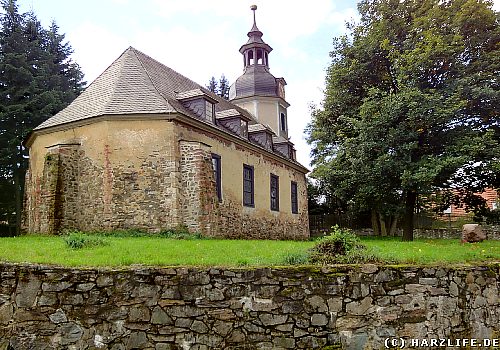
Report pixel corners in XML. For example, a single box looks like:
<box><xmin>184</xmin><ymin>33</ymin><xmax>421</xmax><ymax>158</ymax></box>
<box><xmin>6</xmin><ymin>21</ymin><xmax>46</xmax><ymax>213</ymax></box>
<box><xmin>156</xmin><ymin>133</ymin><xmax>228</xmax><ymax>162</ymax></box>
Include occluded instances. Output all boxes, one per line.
<box><xmin>229</xmin><ymin>5</ymin><xmax>290</xmax><ymax>140</ymax></box>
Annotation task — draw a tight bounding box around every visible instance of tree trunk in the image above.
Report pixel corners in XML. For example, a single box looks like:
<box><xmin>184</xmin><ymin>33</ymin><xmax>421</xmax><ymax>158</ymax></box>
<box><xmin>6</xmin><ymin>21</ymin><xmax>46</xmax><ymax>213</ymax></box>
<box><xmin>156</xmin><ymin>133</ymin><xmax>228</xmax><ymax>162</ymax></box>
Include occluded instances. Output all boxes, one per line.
<box><xmin>378</xmin><ymin>212</ymin><xmax>387</xmax><ymax>236</ymax></box>
<box><xmin>389</xmin><ymin>216</ymin><xmax>398</xmax><ymax>236</ymax></box>
<box><xmin>14</xmin><ymin>146</ymin><xmax>26</xmax><ymax>236</ymax></box>
<box><xmin>14</xmin><ymin>171</ymin><xmax>22</xmax><ymax>236</ymax></box>
<box><xmin>371</xmin><ymin>210</ymin><xmax>380</xmax><ymax>236</ymax></box>
<box><xmin>402</xmin><ymin>190</ymin><xmax>417</xmax><ymax>241</ymax></box>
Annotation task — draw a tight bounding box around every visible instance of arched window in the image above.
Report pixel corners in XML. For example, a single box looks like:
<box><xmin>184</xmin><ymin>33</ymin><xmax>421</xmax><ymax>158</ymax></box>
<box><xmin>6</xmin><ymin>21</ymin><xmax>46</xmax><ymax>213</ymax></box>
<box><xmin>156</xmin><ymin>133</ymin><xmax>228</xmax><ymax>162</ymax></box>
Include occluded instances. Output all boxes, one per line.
<box><xmin>247</xmin><ymin>50</ymin><xmax>254</xmax><ymax>65</ymax></box>
<box><xmin>257</xmin><ymin>49</ymin><xmax>263</xmax><ymax>65</ymax></box>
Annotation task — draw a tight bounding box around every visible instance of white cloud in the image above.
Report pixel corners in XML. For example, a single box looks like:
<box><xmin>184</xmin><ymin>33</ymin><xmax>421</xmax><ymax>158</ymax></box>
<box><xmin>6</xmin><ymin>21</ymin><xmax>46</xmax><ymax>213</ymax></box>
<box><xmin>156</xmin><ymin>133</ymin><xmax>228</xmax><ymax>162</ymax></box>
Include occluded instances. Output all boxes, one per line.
<box><xmin>63</xmin><ymin>0</ymin><xmax>360</xmax><ymax>169</ymax></box>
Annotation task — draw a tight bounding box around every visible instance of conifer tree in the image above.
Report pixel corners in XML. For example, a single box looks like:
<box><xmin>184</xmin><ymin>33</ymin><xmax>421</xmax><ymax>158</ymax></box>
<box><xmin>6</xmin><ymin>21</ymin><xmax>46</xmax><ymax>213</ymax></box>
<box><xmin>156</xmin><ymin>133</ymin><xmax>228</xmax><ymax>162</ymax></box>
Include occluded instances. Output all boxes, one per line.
<box><xmin>0</xmin><ymin>0</ymin><xmax>85</xmax><ymax>234</ymax></box>
<box><xmin>206</xmin><ymin>76</ymin><xmax>217</xmax><ymax>94</ymax></box>
<box><xmin>218</xmin><ymin>74</ymin><xmax>229</xmax><ymax>100</ymax></box>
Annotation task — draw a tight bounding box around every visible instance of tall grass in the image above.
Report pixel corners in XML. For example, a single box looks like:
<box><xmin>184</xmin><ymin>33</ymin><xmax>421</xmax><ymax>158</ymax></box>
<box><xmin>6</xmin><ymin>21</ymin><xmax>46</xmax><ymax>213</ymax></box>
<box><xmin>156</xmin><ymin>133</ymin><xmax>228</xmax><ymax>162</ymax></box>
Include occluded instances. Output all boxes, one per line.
<box><xmin>0</xmin><ymin>234</ymin><xmax>497</xmax><ymax>267</ymax></box>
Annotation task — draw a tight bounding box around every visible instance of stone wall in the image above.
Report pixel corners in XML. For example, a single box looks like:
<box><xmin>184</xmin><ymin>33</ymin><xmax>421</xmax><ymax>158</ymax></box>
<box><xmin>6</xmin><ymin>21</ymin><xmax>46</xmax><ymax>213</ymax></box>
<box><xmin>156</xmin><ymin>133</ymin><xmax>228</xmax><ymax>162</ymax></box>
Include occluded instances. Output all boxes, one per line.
<box><xmin>179</xmin><ymin>140</ymin><xmax>219</xmax><ymax>235</ymax></box>
<box><xmin>0</xmin><ymin>263</ymin><xmax>498</xmax><ymax>349</ymax></box>
<box><xmin>353</xmin><ymin>227</ymin><xmax>500</xmax><ymax>240</ymax></box>
<box><xmin>24</xmin><ymin>118</ymin><xmax>309</xmax><ymax>239</ymax></box>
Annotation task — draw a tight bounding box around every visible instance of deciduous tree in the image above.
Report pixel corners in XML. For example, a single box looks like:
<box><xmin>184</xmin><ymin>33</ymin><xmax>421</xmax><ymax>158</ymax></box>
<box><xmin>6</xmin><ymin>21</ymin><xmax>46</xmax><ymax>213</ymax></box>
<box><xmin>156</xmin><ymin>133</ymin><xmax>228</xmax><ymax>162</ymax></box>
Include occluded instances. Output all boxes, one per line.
<box><xmin>306</xmin><ymin>0</ymin><xmax>499</xmax><ymax>241</ymax></box>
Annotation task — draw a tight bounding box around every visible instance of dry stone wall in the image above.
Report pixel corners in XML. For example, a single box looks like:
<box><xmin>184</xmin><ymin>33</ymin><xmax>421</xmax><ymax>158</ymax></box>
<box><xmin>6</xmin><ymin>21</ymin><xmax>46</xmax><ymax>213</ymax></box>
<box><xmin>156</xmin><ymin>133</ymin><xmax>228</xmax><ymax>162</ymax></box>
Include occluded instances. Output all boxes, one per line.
<box><xmin>0</xmin><ymin>263</ymin><xmax>498</xmax><ymax>349</ymax></box>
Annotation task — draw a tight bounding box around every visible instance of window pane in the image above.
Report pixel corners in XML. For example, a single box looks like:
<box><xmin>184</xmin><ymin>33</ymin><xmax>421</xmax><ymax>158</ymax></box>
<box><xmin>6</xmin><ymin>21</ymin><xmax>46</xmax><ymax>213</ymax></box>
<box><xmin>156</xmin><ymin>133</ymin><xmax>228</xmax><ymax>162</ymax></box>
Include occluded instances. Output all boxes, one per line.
<box><xmin>243</xmin><ymin>165</ymin><xmax>254</xmax><ymax>206</ymax></box>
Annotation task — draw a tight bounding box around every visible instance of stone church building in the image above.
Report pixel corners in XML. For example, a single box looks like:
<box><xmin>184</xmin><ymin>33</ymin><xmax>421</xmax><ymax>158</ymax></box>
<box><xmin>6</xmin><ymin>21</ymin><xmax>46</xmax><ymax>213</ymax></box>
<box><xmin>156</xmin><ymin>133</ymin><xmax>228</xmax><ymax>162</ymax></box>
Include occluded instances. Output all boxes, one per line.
<box><xmin>23</xmin><ymin>7</ymin><xmax>309</xmax><ymax>239</ymax></box>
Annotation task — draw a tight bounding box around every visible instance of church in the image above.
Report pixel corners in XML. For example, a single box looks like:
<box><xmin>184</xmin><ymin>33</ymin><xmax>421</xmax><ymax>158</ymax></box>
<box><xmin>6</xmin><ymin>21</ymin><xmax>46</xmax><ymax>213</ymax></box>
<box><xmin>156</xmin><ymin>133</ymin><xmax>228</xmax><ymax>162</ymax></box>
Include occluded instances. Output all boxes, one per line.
<box><xmin>23</xmin><ymin>6</ymin><xmax>309</xmax><ymax>239</ymax></box>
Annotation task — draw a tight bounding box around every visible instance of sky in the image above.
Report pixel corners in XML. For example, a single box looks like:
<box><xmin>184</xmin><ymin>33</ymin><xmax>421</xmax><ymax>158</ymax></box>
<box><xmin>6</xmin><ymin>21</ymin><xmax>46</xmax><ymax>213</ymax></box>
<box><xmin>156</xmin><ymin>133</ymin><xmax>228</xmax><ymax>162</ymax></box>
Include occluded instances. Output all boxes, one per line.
<box><xmin>14</xmin><ymin>0</ymin><xmax>500</xmax><ymax>168</ymax></box>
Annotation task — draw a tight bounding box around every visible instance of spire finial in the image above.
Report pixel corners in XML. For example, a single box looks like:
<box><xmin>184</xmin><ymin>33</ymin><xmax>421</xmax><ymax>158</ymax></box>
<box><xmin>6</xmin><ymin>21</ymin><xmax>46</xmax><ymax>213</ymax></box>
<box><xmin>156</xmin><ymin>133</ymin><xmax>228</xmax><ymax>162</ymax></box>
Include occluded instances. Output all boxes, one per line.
<box><xmin>250</xmin><ymin>5</ymin><xmax>257</xmax><ymax>26</ymax></box>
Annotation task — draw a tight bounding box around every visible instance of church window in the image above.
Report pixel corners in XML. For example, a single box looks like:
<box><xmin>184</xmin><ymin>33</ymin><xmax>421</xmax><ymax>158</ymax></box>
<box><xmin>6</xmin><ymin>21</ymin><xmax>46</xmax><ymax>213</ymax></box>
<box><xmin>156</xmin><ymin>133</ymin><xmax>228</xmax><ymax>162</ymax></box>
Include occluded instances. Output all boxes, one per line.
<box><xmin>243</xmin><ymin>164</ymin><xmax>254</xmax><ymax>207</ymax></box>
<box><xmin>291</xmin><ymin>181</ymin><xmax>298</xmax><ymax>214</ymax></box>
<box><xmin>265</xmin><ymin>52</ymin><xmax>268</xmax><ymax>66</ymax></box>
<box><xmin>270</xmin><ymin>174</ymin><xmax>279</xmax><ymax>211</ymax></box>
<box><xmin>212</xmin><ymin>154</ymin><xmax>222</xmax><ymax>202</ymax></box>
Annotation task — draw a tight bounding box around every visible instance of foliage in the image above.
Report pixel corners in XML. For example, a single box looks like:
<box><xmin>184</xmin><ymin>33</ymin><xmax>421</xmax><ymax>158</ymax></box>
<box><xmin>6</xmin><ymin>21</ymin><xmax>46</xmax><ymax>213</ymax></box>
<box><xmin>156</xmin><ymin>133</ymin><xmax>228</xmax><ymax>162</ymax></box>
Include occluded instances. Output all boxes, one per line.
<box><xmin>64</xmin><ymin>231</ymin><xmax>108</xmax><ymax>249</ymax></box>
<box><xmin>206</xmin><ymin>74</ymin><xmax>230</xmax><ymax>100</ymax></box>
<box><xmin>280</xmin><ymin>251</ymin><xmax>310</xmax><ymax>265</ymax></box>
<box><xmin>307</xmin><ymin>178</ymin><xmax>344</xmax><ymax>215</ymax></box>
<box><xmin>159</xmin><ymin>225</ymin><xmax>203</xmax><ymax>240</ymax></box>
<box><xmin>484</xmin><ymin>209</ymin><xmax>500</xmax><ymax>225</ymax></box>
<box><xmin>309</xmin><ymin>226</ymin><xmax>380</xmax><ymax>264</ymax></box>
<box><xmin>306</xmin><ymin>0</ymin><xmax>500</xmax><ymax>241</ymax></box>
<box><xmin>0</xmin><ymin>0</ymin><xmax>85</xmax><ymax>234</ymax></box>
<box><xmin>74</xmin><ymin>226</ymin><xmax>203</xmax><ymax>239</ymax></box>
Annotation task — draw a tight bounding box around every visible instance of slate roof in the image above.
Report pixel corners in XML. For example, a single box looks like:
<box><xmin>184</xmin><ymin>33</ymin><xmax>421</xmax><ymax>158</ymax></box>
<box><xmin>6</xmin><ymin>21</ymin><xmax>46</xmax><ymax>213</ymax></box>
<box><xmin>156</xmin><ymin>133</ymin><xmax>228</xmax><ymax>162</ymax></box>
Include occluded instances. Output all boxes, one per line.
<box><xmin>35</xmin><ymin>47</ymin><xmax>255</xmax><ymax>130</ymax></box>
<box><xmin>248</xmin><ymin>123</ymin><xmax>273</xmax><ymax>133</ymax></box>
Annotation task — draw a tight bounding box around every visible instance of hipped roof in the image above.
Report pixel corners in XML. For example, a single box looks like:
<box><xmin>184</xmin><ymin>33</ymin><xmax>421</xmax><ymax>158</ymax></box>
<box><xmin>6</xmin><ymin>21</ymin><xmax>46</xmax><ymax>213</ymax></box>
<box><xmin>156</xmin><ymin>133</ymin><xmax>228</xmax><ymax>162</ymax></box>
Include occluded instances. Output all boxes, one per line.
<box><xmin>36</xmin><ymin>47</ymin><xmax>254</xmax><ymax>130</ymax></box>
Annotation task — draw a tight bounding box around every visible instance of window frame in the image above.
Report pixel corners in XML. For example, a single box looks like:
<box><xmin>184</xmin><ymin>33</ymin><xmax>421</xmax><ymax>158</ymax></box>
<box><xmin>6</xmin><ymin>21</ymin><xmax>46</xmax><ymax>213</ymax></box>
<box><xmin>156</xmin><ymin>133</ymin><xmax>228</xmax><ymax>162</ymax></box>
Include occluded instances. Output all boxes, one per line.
<box><xmin>211</xmin><ymin>153</ymin><xmax>222</xmax><ymax>202</ymax></box>
<box><xmin>280</xmin><ymin>112</ymin><xmax>287</xmax><ymax>132</ymax></box>
<box><xmin>270</xmin><ymin>174</ymin><xmax>279</xmax><ymax>211</ymax></box>
<box><xmin>291</xmin><ymin>181</ymin><xmax>298</xmax><ymax>214</ymax></box>
<box><xmin>243</xmin><ymin>164</ymin><xmax>255</xmax><ymax>207</ymax></box>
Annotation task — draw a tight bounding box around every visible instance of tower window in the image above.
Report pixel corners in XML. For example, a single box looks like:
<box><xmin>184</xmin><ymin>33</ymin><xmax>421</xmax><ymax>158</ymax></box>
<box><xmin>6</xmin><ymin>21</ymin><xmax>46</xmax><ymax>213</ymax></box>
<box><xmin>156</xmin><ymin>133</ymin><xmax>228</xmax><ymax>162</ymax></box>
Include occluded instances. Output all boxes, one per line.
<box><xmin>265</xmin><ymin>52</ymin><xmax>268</xmax><ymax>66</ymax></box>
<box><xmin>247</xmin><ymin>50</ymin><xmax>254</xmax><ymax>66</ymax></box>
<box><xmin>257</xmin><ymin>49</ymin><xmax>263</xmax><ymax>65</ymax></box>
<box><xmin>280</xmin><ymin>113</ymin><xmax>287</xmax><ymax>132</ymax></box>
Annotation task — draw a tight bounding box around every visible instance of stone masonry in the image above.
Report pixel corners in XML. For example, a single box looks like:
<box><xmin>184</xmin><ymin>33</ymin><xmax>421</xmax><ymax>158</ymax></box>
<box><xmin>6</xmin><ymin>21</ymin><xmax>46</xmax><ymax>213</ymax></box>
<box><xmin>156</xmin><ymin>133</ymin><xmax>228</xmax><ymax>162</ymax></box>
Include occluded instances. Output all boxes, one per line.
<box><xmin>0</xmin><ymin>263</ymin><xmax>498</xmax><ymax>349</ymax></box>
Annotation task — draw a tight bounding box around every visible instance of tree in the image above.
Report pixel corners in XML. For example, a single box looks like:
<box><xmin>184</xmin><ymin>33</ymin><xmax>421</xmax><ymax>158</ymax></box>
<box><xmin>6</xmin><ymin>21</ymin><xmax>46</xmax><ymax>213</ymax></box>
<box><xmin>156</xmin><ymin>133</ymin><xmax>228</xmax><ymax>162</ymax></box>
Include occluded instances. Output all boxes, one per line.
<box><xmin>218</xmin><ymin>74</ymin><xmax>230</xmax><ymax>100</ymax></box>
<box><xmin>206</xmin><ymin>76</ymin><xmax>217</xmax><ymax>94</ymax></box>
<box><xmin>0</xmin><ymin>0</ymin><xmax>85</xmax><ymax>234</ymax></box>
<box><xmin>206</xmin><ymin>74</ymin><xmax>230</xmax><ymax>100</ymax></box>
<box><xmin>306</xmin><ymin>0</ymin><xmax>500</xmax><ymax>241</ymax></box>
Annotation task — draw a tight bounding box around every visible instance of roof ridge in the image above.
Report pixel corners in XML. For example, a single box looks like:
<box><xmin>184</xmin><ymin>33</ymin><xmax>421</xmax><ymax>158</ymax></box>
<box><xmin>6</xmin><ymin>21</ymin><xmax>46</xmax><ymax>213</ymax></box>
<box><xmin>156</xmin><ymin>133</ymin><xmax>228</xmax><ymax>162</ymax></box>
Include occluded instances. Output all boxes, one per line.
<box><xmin>132</xmin><ymin>47</ymin><xmax>203</xmax><ymax>90</ymax></box>
<box><xmin>129</xmin><ymin>47</ymin><xmax>168</xmax><ymax>106</ymax></box>
<box><xmin>84</xmin><ymin>47</ymin><xmax>132</xmax><ymax>103</ymax></box>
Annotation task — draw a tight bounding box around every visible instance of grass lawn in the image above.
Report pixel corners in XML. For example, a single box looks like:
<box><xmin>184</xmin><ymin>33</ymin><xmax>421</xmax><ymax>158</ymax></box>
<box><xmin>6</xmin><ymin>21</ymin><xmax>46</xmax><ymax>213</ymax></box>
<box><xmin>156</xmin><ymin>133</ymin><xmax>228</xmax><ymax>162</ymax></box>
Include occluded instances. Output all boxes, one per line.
<box><xmin>0</xmin><ymin>235</ymin><xmax>498</xmax><ymax>267</ymax></box>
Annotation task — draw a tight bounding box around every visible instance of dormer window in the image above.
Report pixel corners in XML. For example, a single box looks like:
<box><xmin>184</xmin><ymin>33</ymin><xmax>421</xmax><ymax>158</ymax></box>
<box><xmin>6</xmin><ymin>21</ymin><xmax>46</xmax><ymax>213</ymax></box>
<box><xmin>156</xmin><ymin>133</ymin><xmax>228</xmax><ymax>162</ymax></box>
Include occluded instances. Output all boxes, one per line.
<box><xmin>273</xmin><ymin>136</ymin><xmax>295</xmax><ymax>160</ymax></box>
<box><xmin>215</xmin><ymin>109</ymin><xmax>250</xmax><ymax>138</ymax></box>
<box><xmin>176</xmin><ymin>89</ymin><xmax>217</xmax><ymax>123</ymax></box>
<box><xmin>205</xmin><ymin>100</ymin><xmax>214</xmax><ymax>122</ymax></box>
<box><xmin>248</xmin><ymin>124</ymin><xmax>273</xmax><ymax>151</ymax></box>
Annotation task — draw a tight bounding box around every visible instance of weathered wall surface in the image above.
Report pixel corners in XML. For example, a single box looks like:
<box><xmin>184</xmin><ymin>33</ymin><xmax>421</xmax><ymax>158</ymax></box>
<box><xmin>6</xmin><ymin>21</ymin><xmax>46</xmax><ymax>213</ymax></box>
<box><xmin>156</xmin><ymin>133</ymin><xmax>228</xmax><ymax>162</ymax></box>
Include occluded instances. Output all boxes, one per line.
<box><xmin>24</xmin><ymin>116</ymin><xmax>308</xmax><ymax>239</ymax></box>
<box><xmin>176</xmin><ymin>122</ymin><xmax>309</xmax><ymax>240</ymax></box>
<box><xmin>0</xmin><ymin>263</ymin><xmax>498</xmax><ymax>349</ymax></box>
<box><xmin>24</xmin><ymin>119</ymin><xmax>181</xmax><ymax>234</ymax></box>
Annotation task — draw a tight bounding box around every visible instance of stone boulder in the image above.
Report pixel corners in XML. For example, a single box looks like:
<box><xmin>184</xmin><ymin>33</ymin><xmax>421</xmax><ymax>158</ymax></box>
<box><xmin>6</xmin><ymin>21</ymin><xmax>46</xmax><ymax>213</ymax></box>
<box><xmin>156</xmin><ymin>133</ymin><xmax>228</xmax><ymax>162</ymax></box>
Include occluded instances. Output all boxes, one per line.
<box><xmin>461</xmin><ymin>224</ymin><xmax>486</xmax><ymax>243</ymax></box>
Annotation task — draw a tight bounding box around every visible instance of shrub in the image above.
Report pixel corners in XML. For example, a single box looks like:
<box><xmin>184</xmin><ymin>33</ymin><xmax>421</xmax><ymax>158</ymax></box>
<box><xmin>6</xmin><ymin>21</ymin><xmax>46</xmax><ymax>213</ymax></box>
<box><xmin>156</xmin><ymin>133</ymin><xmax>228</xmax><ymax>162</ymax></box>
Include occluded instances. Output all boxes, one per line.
<box><xmin>309</xmin><ymin>226</ymin><xmax>380</xmax><ymax>264</ymax></box>
<box><xmin>280</xmin><ymin>251</ymin><xmax>310</xmax><ymax>265</ymax></box>
<box><xmin>64</xmin><ymin>231</ymin><xmax>108</xmax><ymax>249</ymax></box>
<box><xmin>159</xmin><ymin>225</ymin><xmax>203</xmax><ymax>240</ymax></box>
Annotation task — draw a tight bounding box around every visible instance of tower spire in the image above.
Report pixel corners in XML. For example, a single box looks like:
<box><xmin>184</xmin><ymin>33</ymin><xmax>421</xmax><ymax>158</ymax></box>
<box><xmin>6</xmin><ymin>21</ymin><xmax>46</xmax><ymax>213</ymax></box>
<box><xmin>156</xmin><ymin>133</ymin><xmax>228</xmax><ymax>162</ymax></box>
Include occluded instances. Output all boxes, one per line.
<box><xmin>251</xmin><ymin>5</ymin><xmax>258</xmax><ymax>31</ymax></box>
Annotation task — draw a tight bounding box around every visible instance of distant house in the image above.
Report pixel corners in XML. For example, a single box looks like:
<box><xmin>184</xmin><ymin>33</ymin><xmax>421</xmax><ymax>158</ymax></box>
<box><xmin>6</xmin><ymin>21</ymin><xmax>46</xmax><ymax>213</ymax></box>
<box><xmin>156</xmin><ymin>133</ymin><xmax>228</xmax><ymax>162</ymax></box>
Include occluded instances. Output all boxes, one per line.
<box><xmin>443</xmin><ymin>188</ymin><xmax>499</xmax><ymax>216</ymax></box>
<box><xmin>23</xmin><ymin>7</ymin><xmax>309</xmax><ymax>239</ymax></box>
